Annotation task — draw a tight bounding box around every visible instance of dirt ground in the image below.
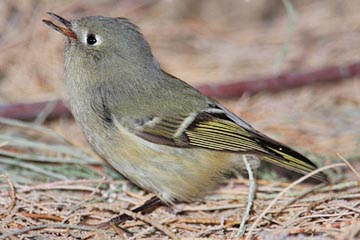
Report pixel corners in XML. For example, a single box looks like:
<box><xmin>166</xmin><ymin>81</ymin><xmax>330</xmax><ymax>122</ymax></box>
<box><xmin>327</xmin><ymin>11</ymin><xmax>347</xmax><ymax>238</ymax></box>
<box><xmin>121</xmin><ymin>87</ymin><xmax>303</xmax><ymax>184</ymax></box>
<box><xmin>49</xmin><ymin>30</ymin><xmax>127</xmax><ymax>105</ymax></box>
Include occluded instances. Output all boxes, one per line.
<box><xmin>0</xmin><ymin>1</ymin><xmax>359</xmax><ymax>239</ymax></box>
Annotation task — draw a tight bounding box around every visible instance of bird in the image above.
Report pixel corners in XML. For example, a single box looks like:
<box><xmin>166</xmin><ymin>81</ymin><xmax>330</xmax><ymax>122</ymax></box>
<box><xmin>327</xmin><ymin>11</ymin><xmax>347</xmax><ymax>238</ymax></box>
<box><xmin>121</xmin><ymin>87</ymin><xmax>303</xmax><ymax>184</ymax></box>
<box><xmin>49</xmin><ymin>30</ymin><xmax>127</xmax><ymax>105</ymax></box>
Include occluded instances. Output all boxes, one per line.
<box><xmin>43</xmin><ymin>12</ymin><xmax>327</xmax><ymax>206</ymax></box>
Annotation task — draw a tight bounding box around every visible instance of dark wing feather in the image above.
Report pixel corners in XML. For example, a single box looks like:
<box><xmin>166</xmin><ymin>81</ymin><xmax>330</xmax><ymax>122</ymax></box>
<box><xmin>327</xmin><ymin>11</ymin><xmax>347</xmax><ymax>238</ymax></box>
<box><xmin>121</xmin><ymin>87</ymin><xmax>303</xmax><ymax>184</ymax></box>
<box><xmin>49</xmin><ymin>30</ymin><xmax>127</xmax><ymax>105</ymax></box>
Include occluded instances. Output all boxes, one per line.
<box><xmin>183</xmin><ymin>111</ymin><xmax>327</xmax><ymax>182</ymax></box>
<box><xmin>126</xmin><ymin>106</ymin><xmax>327</xmax><ymax>182</ymax></box>
<box><xmin>184</xmin><ymin>112</ymin><xmax>265</xmax><ymax>152</ymax></box>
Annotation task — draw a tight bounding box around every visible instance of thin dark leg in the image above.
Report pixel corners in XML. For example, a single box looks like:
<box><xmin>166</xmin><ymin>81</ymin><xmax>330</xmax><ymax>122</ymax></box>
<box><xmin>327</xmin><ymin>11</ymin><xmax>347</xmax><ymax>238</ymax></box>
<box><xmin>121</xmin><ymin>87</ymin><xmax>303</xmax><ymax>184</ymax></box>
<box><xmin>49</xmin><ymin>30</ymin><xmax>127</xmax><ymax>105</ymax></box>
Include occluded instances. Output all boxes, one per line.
<box><xmin>132</xmin><ymin>196</ymin><xmax>162</xmax><ymax>213</ymax></box>
<box><xmin>109</xmin><ymin>196</ymin><xmax>162</xmax><ymax>226</ymax></box>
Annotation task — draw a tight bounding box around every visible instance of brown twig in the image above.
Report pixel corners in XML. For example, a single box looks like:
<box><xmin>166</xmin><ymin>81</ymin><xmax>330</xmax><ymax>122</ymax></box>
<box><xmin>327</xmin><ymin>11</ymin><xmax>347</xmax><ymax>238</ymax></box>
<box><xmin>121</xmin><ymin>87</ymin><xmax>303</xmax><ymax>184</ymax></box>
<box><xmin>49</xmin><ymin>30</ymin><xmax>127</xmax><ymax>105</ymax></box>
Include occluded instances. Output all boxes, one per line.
<box><xmin>0</xmin><ymin>223</ymin><xmax>96</xmax><ymax>239</ymax></box>
<box><xmin>197</xmin><ymin>62</ymin><xmax>360</xmax><ymax>98</ymax></box>
<box><xmin>1</xmin><ymin>62</ymin><xmax>360</xmax><ymax>121</ymax></box>
<box><xmin>245</xmin><ymin>163</ymin><xmax>346</xmax><ymax>240</ymax></box>
<box><xmin>337</xmin><ymin>153</ymin><xmax>360</xmax><ymax>180</ymax></box>
<box><xmin>0</xmin><ymin>100</ymin><xmax>71</xmax><ymax>121</ymax></box>
<box><xmin>177</xmin><ymin>217</ymin><xmax>239</xmax><ymax>226</ymax></box>
<box><xmin>109</xmin><ymin>222</ymin><xmax>127</xmax><ymax>240</ymax></box>
<box><xmin>0</xmin><ymin>174</ymin><xmax>16</xmax><ymax>219</ymax></box>
<box><xmin>19</xmin><ymin>212</ymin><xmax>63</xmax><ymax>222</ymax></box>
<box><xmin>180</xmin><ymin>203</ymin><xmax>244</xmax><ymax>212</ymax></box>
<box><xmin>116</xmin><ymin>209</ymin><xmax>179</xmax><ymax>240</ymax></box>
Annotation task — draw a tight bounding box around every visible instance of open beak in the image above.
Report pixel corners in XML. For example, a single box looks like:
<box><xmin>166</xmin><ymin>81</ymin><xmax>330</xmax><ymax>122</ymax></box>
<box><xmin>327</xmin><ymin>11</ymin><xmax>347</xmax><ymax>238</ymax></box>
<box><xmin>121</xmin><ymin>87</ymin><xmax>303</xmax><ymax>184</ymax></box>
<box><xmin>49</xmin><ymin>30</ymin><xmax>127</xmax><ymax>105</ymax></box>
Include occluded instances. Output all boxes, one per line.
<box><xmin>42</xmin><ymin>12</ymin><xmax>77</xmax><ymax>40</ymax></box>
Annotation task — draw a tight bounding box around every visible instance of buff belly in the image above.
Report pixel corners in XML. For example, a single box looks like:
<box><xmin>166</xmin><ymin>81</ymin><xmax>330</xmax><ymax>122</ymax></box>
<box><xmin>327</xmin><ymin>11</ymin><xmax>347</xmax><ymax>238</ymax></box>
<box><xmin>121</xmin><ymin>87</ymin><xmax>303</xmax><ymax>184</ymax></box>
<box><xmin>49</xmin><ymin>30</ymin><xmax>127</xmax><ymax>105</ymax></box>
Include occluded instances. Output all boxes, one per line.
<box><xmin>90</xmin><ymin>119</ymin><xmax>242</xmax><ymax>204</ymax></box>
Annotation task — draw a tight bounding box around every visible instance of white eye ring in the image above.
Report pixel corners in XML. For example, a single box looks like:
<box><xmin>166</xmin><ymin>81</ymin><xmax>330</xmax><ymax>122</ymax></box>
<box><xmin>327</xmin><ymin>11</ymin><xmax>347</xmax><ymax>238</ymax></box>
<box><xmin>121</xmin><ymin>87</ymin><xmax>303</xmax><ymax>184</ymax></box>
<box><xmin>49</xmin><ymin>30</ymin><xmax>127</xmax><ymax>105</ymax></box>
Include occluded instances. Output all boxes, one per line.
<box><xmin>84</xmin><ymin>33</ymin><xmax>102</xmax><ymax>46</ymax></box>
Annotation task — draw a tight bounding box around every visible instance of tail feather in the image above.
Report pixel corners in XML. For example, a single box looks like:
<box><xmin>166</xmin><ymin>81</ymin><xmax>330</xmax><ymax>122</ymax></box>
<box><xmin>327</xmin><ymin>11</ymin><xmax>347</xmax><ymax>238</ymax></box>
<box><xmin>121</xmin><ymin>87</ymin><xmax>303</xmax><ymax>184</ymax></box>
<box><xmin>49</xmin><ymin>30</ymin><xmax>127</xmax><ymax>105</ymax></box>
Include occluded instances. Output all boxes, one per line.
<box><xmin>255</xmin><ymin>136</ymin><xmax>328</xmax><ymax>182</ymax></box>
<box><xmin>184</xmin><ymin>112</ymin><xmax>327</xmax><ymax>182</ymax></box>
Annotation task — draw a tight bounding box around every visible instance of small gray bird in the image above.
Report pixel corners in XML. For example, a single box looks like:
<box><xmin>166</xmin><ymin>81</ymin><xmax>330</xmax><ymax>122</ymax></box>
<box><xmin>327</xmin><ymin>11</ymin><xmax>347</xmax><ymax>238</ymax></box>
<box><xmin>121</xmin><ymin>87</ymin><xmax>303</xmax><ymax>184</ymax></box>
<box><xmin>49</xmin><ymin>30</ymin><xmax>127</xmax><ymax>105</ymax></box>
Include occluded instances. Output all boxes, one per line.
<box><xmin>43</xmin><ymin>13</ymin><xmax>326</xmax><ymax>204</ymax></box>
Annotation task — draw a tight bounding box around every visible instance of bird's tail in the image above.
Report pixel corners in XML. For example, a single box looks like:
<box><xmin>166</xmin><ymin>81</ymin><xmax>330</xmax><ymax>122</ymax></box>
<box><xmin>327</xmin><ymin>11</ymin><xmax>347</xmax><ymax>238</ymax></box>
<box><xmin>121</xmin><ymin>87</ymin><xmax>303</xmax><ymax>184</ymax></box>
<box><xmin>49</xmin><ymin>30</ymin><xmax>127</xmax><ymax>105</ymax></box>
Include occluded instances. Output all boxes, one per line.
<box><xmin>182</xmin><ymin>110</ymin><xmax>328</xmax><ymax>182</ymax></box>
<box><xmin>255</xmin><ymin>136</ymin><xmax>328</xmax><ymax>182</ymax></box>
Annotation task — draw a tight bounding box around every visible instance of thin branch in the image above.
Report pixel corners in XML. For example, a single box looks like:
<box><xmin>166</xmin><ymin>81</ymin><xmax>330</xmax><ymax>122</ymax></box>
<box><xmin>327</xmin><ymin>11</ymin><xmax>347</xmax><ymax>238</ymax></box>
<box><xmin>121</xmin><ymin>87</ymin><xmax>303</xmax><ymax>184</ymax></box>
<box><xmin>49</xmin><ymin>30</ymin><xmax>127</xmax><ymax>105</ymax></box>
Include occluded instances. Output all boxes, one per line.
<box><xmin>198</xmin><ymin>62</ymin><xmax>360</xmax><ymax>98</ymax></box>
<box><xmin>337</xmin><ymin>153</ymin><xmax>360</xmax><ymax>180</ymax></box>
<box><xmin>0</xmin><ymin>174</ymin><xmax>16</xmax><ymax>219</ymax></box>
<box><xmin>245</xmin><ymin>163</ymin><xmax>346</xmax><ymax>240</ymax></box>
<box><xmin>115</xmin><ymin>209</ymin><xmax>179</xmax><ymax>240</ymax></box>
<box><xmin>0</xmin><ymin>223</ymin><xmax>96</xmax><ymax>239</ymax></box>
<box><xmin>1</xmin><ymin>62</ymin><xmax>360</xmax><ymax>120</ymax></box>
<box><xmin>0</xmin><ymin>100</ymin><xmax>71</xmax><ymax>121</ymax></box>
<box><xmin>236</xmin><ymin>155</ymin><xmax>256</xmax><ymax>238</ymax></box>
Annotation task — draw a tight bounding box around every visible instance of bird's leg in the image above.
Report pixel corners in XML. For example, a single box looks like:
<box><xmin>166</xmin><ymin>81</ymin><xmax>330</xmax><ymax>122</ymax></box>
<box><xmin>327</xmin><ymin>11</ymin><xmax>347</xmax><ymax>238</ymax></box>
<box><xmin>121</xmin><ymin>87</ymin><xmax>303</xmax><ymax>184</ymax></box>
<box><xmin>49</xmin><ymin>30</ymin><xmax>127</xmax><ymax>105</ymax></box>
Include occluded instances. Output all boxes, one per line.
<box><xmin>132</xmin><ymin>195</ymin><xmax>163</xmax><ymax>213</ymax></box>
<box><xmin>109</xmin><ymin>196</ymin><xmax>162</xmax><ymax>226</ymax></box>
<box><xmin>91</xmin><ymin>195</ymin><xmax>162</xmax><ymax>235</ymax></box>
<box><xmin>102</xmin><ymin>196</ymin><xmax>162</xmax><ymax>237</ymax></box>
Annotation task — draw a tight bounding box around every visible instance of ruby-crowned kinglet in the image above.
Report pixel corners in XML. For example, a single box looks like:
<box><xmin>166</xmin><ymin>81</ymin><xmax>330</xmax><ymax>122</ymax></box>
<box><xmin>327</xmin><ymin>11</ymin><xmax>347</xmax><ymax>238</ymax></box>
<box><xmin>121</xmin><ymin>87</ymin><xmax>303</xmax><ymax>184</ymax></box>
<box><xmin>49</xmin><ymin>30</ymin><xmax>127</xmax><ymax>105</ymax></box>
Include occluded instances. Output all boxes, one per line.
<box><xmin>43</xmin><ymin>13</ymin><xmax>327</xmax><ymax>204</ymax></box>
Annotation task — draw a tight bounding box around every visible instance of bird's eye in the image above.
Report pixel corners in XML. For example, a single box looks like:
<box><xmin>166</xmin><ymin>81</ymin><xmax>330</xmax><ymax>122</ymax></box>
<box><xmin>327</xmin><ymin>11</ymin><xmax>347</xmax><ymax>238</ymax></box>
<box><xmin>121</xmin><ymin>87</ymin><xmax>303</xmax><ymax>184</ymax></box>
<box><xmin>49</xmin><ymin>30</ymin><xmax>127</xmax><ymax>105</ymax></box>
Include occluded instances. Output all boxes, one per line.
<box><xmin>86</xmin><ymin>34</ymin><xmax>97</xmax><ymax>45</ymax></box>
